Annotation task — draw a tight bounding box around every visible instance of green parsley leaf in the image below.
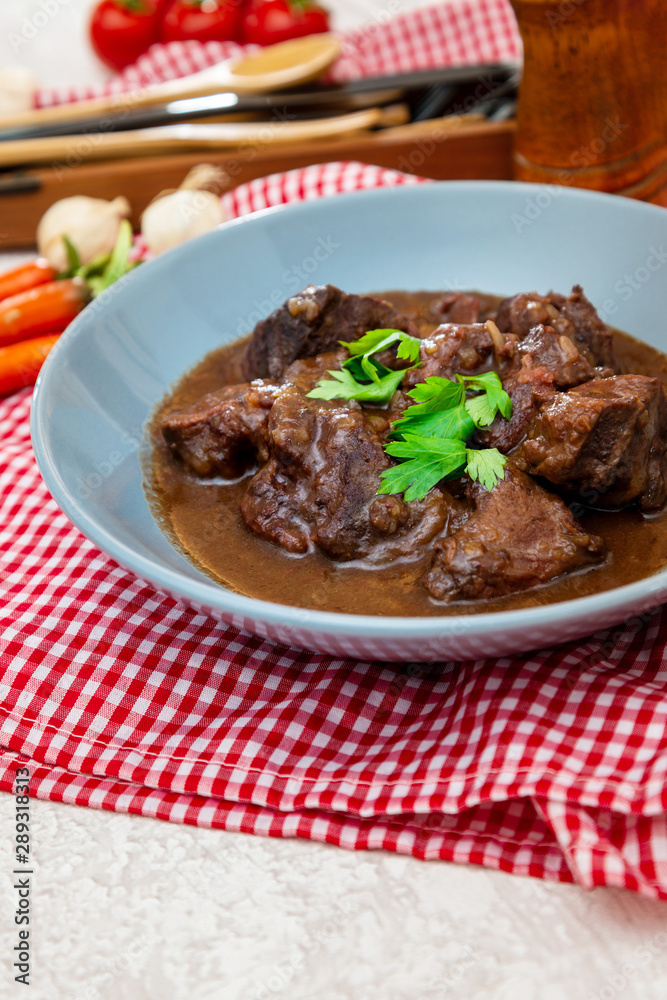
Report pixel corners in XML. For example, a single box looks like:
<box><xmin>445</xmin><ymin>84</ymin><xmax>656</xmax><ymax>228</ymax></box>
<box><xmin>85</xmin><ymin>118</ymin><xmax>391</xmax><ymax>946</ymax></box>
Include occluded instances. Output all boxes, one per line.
<box><xmin>342</xmin><ymin>354</ymin><xmax>376</xmax><ymax>383</ymax></box>
<box><xmin>341</xmin><ymin>328</ymin><xmax>421</xmax><ymax>364</ymax></box>
<box><xmin>379</xmin><ymin>433</ymin><xmax>467</xmax><ymax>501</ymax></box>
<box><xmin>403</xmin><ymin>376</ymin><xmax>465</xmax><ymax>413</ymax></box>
<box><xmin>340</xmin><ymin>328</ymin><xmax>397</xmax><ymax>354</ymax></box>
<box><xmin>390</xmin><ymin>402</ymin><xmax>475</xmax><ymax>442</ymax></box>
<box><xmin>395</xmin><ymin>336</ymin><xmax>422</xmax><ymax>364</ymax></box>
<box><xmin>464</xmin><ymin>392</ymin><xmax>498</xmax><ymax>428</ymax></box>
<box><xmin>307</xmin><ymin>368</ymin><xmax>365</xmax><ymax>399</ymax></box>
<box><xmin>465</xmin><ymin>447</ymin><xmax>507</xmax><ymax>492</ymax></box>
<box><xmin>351</xmin><ymin>368</ymin><xmax>406</xmax><ymax>403</ymax></box>
<box><xmin>307</xmin><ymin>365</ymin><xmax>405</xmax><ymax>403</ymax></box>
<box><xmin>462</xmin><ymin>371</ymin><xmax>512</xmax><ymax>423</ymax></box>
<box><xmin>360</xmin><ymin>353</ymin><xmax>385</xmax><ymax>386</ymax></box>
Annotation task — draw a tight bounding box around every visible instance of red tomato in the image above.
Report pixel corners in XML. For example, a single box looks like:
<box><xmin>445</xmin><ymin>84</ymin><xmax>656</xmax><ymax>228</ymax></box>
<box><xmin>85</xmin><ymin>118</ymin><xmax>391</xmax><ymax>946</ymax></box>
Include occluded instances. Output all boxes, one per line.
<box><xmin>89</xmin><ymin>0</ymin><xmax>162</xmax><ymax>72</ymax></box>
<box><xmin>241</xmin><ymin>0</ymin><xmax>330</xmax><ymax>46</ymax></box>
<box><xmin>160</xmin><ymin>0</ymin><xmax>242</xmax><ymax>43</ymax></box>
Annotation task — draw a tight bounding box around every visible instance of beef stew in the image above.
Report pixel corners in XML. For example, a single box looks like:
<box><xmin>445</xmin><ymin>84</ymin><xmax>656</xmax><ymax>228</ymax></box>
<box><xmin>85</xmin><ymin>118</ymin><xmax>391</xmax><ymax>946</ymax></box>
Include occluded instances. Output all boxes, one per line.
<box><xmin>146</xmin><ymin>286</ymin><xmax>667</xmax><ymax>616</ymax></box>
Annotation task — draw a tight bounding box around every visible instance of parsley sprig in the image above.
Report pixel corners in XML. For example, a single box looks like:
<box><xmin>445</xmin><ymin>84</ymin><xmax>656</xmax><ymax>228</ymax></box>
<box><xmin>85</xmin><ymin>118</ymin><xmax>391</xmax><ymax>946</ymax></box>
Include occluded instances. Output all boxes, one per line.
<box><xmin>379</xmin><ymin>373</ymin><xmax>512</xmax><ymax>500</ymax></box>
<box><xmin>306</xmin><ymin>326</ymin><xmax>513</xmax><ymax>501</ymax></box>
<box><xmin>307</xmin><ymin>328</ymin><xmax>421</xmax><ymax>403</ymax></box>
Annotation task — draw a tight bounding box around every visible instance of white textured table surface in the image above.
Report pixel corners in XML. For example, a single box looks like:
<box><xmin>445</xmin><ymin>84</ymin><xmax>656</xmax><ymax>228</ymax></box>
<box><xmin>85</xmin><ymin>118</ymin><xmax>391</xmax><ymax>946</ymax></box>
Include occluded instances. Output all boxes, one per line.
<box><xmin>1</xmin><ymin>798</ymin><xmax>667</xmax><ymax>999</ymax></box>
<box><xmin>2</xmin><ymin>3</ymin><xmax>667</xmax><ymax>996</ymax></box>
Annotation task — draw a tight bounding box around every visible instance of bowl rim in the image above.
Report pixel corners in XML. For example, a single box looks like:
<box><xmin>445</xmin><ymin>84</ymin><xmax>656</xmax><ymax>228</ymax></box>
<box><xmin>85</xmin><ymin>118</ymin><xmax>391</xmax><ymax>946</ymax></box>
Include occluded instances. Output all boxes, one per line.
<box><xmin>30</xmin><ymin>179</ymin><xmax>667</xmax><ymax>640</ymax></box>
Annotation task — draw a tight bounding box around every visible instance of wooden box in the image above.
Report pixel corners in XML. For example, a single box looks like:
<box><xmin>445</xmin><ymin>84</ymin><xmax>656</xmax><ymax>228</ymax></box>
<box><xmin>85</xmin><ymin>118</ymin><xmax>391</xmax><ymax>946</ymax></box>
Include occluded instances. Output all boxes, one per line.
<box><xmin>0</xmin><ymin>119</ymin><xmax>515</xmax><ymax>250</ymax></box>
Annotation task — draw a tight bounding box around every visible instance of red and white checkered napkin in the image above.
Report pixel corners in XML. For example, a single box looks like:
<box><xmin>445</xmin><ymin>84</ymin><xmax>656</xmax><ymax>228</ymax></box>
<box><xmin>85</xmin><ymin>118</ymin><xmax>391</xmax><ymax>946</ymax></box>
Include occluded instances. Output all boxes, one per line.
<box><xmin>36</xmin><ymin>0</ymin><xmax>521</xmax><ymax>107</ymax></box>
<box><xmin>2</xmin><ymin>160</ymin><xmax>667</xmax><ymax>900</ymax></box>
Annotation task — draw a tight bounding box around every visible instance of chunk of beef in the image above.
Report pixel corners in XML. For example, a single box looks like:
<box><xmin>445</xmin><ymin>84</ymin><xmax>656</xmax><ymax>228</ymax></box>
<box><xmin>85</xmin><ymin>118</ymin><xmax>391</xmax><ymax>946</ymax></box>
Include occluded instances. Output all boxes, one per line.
<box><xmin>433</xmin><ymin>291</ymin><xmax>481</xmax><ymax>325</ymax></box>
<box><xmin>516</xmin><ymin>375</ymin><xmax>667</xmax><ymax>511</ymax></box>
<box><xmin>514</xmin><ymin>324</ymin><xmax>605</xmax><ymax>389</ymax></box>
<box><xmin>422</xmin><ymin>464</ymin><xmax>605</xmax><ymax>602</ymax></box>
<box><xmin>278</xmin><ymin>347</ymin><xmax>346</xmax><ymax>394</ymax></box>
<box><xmin>495</xmin><ymin>291</ymin><xmax>556</xmax><ymax>337</ymax></box>
<box><xmin>161</xmin><ymin>380</ymin><xmax>278</xmax><ymax>478</ymax></box>
<box><xmin>476</xmin><ymin>324</ymin><xmax>609</xmax><ymax>454</ymax></box>
<box><xmin>476</xmin><ymin>377</ymin><xmax>556</xmax><ymax>454</ymax></box>
<box><xmin>495</xmin><ymin>285</ymin><xmax>616</xmax><ymax>369</ymax></box>
<box><xmin>242</xmin><ymin>284</ymin><xmax>416</xmax><ymax>381</ymax></box>
<box><xmin>241</xmin><ymin>354</ymin><xmax>465</xmax><ymax>560</ymax></box>
<box><xmin>557</xmin><ymin>285</ymin><xmax>616</xmax><ymax>370</ymax></box>
<box><xmin>403</xmin><ymin>322</ymin><xmax>495</xmax><ymax>388</ymax></box>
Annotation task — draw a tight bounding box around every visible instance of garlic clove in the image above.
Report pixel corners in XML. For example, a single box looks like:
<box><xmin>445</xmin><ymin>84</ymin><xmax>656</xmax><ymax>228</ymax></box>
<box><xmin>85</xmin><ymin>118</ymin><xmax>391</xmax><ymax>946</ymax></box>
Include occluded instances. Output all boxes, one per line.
<box><xmin>37</xmin><ymin>195</ymin><xmax>132</xmax><ymax>273</ymax></box>
<box><xmin>141</xmin><ymin>189</ymin><xmax>225</xmax><ymax>256</ymax></box>
<box><xmin>179</xmin><ymin>164</ymin><xmax>227</xmax><ymax>195</ymax></box>
<box><xmin>0</xmin><ymin>68</ymin><xmax>39</xmax><ymax>117</ymax></box>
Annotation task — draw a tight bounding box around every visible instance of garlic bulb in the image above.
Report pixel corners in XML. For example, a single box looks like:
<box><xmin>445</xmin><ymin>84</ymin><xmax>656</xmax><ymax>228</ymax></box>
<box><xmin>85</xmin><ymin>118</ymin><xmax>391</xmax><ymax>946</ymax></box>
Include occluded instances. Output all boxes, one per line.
<box><xmin>37</xmin><ymin>195</ymin><xmax>132</xmax><ymax>273</ymax></box>
<box><xmin>0</xmin><ymin>68</ymin><xmax>39</xmax><ymax>117</ymax></box>
<box><xmin>141</xmin><ymin>165</ymin><xmax>226</xmax><ymax>256</ymax></box>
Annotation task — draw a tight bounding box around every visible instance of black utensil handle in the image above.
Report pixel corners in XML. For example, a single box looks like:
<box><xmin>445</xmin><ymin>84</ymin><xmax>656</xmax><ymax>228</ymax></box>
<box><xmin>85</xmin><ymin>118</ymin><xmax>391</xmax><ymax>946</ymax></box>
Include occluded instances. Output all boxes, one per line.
<box><xmin>0</xmin><ymin>170</ymin><xmax>41</xmax><ymax>195</ymax></box>
<box><xmin>0</xmin><ymin>64</ymin><xmax>517</xmax><ymax>143</ymax></box>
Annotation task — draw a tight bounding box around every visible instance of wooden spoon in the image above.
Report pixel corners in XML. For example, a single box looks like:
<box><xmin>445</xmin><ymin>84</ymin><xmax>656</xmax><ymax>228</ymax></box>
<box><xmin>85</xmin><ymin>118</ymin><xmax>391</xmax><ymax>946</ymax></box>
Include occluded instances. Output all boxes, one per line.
<box><xmin>0</xmin><ymin>34</ymin><xmax>342</xmax><ymax>132</ymax></box>
<box><xmin>0</xmin><ymin>104</ymin><xmax>409</xmax><ymax>169</ymax></box>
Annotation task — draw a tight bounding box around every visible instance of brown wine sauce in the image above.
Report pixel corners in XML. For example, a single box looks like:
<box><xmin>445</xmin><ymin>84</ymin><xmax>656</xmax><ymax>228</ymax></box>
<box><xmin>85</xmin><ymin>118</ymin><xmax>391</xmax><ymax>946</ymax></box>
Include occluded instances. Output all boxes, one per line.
<box><xmin>145</xmin><ymin>291</ymin><xmax>667</xmax><ymax>616</ymax></box>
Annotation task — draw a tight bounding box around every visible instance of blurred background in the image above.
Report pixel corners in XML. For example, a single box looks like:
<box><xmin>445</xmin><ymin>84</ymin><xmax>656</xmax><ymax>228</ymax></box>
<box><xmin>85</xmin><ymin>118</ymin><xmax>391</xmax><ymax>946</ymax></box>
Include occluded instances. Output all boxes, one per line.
<box><xmin>0</xmin><ymin>0</ymin><xmax>431</xmax><ymax>87</ymax></box>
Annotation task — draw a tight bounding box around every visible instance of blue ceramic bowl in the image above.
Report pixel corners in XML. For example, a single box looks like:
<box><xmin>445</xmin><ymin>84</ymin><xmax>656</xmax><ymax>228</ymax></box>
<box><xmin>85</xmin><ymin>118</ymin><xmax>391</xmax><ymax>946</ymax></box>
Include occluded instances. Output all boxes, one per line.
<box><xmin>31</xmin><ymin>182</ymin><xmax>667</xmax><ymax>661</ymax></box>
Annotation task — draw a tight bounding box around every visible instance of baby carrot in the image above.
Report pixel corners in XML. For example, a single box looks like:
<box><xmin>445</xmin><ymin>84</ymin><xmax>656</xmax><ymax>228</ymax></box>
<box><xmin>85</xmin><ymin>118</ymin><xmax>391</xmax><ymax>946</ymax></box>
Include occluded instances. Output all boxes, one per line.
<box><xmin>0</xmin><ymin>258</ymin><xmax>58</xmax><ymax>304</ymax></box>
<box><xmin>0</xmin><ymin>278</ymin><xmax>88</xmax><ymax>347</ymax></box>
<box><xmin>0</xmin><ymin>333</ymin><xmax>61</xmax><ymax>396</ymax></box>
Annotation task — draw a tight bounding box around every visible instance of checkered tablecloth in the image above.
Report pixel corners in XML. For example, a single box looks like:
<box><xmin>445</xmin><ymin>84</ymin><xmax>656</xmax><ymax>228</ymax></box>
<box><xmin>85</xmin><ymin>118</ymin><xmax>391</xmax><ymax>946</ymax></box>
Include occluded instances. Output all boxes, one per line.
<box><xmin>3</xmin><ymin>3</ymin><xmax>667</xmax><ymax>902</ymax></box>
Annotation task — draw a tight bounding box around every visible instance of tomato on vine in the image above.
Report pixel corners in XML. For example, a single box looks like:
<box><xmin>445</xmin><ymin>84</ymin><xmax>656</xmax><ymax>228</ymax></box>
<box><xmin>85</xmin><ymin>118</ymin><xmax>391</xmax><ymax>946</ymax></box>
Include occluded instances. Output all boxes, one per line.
<box><xmin>240</xmin><ymin>0</ymin><xmax>330</xmax><ymax>46</ymax></box>
<box><xmin>160</xmin><ymin>0</ymin><xmax>242</xmax><ymax>44</ymax></box>
<box><xmin>89</xmin><ymin>0</ymin><xmax>163</xmax><ymax>71</ymax></box>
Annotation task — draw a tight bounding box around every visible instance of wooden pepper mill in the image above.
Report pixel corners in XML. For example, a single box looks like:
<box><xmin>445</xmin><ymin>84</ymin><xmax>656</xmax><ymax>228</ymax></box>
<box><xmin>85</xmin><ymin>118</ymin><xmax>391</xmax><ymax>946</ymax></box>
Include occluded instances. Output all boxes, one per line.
<box><xmin>510</xmin><ymin>0</ymin><xmax>667</xmax><ymax>204</ymax></box>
